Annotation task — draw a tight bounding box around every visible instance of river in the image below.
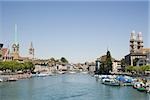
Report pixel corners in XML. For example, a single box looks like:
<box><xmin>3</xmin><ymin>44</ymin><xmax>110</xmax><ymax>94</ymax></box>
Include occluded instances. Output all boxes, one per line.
<box><xmin>0</xmin><ymin>73</ymin><xmax>149</xmax><ymax>100</ymax></box>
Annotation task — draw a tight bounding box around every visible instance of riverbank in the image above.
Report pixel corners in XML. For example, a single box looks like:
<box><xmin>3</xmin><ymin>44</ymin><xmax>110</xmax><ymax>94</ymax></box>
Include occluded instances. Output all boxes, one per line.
<box><xmin>0</xmin><ymin>73</ymin><xmax>32</xmax><ymax>82</ymax></box>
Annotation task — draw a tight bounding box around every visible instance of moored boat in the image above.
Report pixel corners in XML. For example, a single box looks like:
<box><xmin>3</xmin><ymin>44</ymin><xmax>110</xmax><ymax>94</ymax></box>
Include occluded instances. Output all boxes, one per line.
<box><xmin>0</xmin><ymin>78</ymin><xmax>3</xmax><ymax>82</ymax></box>
<box><xmin>7</xmin><ymin>77</ymin><xmax>18</xmax><ymax>81</ymax></box>
<box><xmin>133</xmin><ymin>82</ymin><xmax>145</xmax><ymax>89</ymax></box>
<box><xmin>101</xmin><ymin>78</ymin><xmax>120</xmax><ymax>86</ymax></box>
<box><xmin>137</xmin><ymin>87</ymin><xmax>147</xmax><ymax>92</ymax></box>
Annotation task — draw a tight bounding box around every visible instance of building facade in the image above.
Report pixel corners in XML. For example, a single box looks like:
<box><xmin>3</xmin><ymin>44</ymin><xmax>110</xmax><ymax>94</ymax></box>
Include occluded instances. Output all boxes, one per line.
<box><xmin>125</xmin><ymin>31</ymin><xmax>150</xmax><ymax>66</ymax></box>
<box><xmin>0</xmin><ymin>43</ymin><xmax>3</xmax><ymax>61</ymax></box>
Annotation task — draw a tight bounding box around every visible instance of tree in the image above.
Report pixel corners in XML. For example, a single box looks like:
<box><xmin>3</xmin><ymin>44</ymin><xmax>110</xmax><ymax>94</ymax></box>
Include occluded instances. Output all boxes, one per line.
<box><xmin>133</xmin><ymin>58</ymin><xmax>139</xmax><ymax>66</ymax></box>
<box><xmin>105</xmin><ymin>51</ymin><xmax>112</xmax><ymax>74</ymax></box>
<box><xmin>121</xmin><ymin>58</ymin><xmax>125</xmax><ymax>72</ymax></box>
<box><xmin>125</xmin><ymin>65</ymin><xmax>150</xmax><ymax>75</ymax></box>
<box><xmin>0</xmin><ymin>61</ymin><xmax>35</xmax><ymax>73</ymax></box>
<box><xmin>98</xmin><ymin>50</ymin><xmax>112</xmax><ymax>74</ymax></box>
<box><xmin>23</xmin><ymin>61</ymin><xmax>35</xmax><ymax>72</ymax></box>
<box><xmin>99</xmin><ymin>62</ymin><xmax>105</xmax><ymax>74</ymax></box>
<box><xmin>60</xmin><ymin>57</ymin><xmax>68</xmax><ymax>63</ymax></box>
<box><xmin>50</xmin><ymin>57</ymin><xmax>55</xmax><ymax>62</ymax></box>
<box><xmin>125</xmin><ymin>66</ymin><xmax>134</xmax><ymax>72</ymax></box>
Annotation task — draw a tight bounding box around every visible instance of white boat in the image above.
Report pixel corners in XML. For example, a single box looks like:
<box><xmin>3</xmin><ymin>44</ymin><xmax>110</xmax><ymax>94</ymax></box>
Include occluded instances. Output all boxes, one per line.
<box><xmin>0</xmin><ymin>78</ymin><xmax>3</xmax><ymax>82</ymax></box>
<box><xmin>101</xmin><ymin>78</ymin><xmax>120</xmax><ymax>86</ymax></box>
<box><xmin>133</xmin><ymin>82</ymin><xmax>145</xmax><ymax>89</ymax></box>
<box><xmin>7</xmin><ymin>77</ymin><xmax>18</xmax><ymax>81</ymax></box>
<box><xmin>81</xmin><ymin>71</ymin><xmax>88</xmax><ymax>74</ymax></box>
<box><xmin>57</xmin><ymin>71</ymin><xmax>66</xmax><ymax>74</ymax></box>
<box><xmin>37</xmin><ymin>73</ymin><xmax>50</xmax><ymax>77</ymax></box>
<box><xmin>69</xmin><ymin>71</ymin><xmax>76</xmax><ymax>74</ymax></box>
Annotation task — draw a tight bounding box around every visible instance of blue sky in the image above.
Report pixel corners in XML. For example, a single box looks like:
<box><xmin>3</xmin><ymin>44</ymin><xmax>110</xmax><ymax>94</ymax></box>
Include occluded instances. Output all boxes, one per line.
<box><xmin>0</xmin><ymin>1</ymin><xmax>149</xmax><ymax>63</ymax></box>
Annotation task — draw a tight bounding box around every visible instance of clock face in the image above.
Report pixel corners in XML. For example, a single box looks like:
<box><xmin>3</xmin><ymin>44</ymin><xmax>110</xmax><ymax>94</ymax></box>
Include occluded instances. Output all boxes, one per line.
<box><xmin>12</xmin><ymin>44</ymin><xmax>16</xmax><ymax>48</ymax></box>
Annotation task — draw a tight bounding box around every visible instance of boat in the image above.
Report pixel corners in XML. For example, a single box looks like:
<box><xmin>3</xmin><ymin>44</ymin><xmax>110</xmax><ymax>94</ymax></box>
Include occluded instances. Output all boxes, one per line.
<box><xmin>69</xmin><ymin>71</ymin><xmax>76</xmax><ymax>74</ymax></box>
<box><xmin>7</xmin><ymin>77</ymin><xmax>18</xmax><ymax>82</ymax></box>
<box><xmin>137</xmin><ymin>87</ymin><xmax>147</xmax><ymax>92</ymax></box>
<box><xmin>101</xmin><ymin>78</ymin><xmax>120</xmax><ymax>86</ymax></box>
<box><xmin>116</xmin><ymin>76</ymin><xmax>135</xmax><ymax>86</ymax></box>
<box><xmin>37</xmin><ymin>73</ymin><xmax>50</xmax><ymax>77</ymax></box>
<box><xmin>146</xmin><ymin>86</ymin><xmax>150</xmax><ymax>93</ymax></box>
<box><xmin>123</xmin><ymin>82</ymin><xmax>133</xmax><ymax>86</ymax></box>
<box><xmin>81</xmin><ymin>71</ymin><xmax>88</xmax><ymax>74</ymax></box>
<box><xmin>0</xmin><ymin>78</ymin><xmax>3</xmax><ymax>82</ymax></box>
<box><xmin>133</xmin><ymin>82</ymin><xmax>145</xmax><ymax>89</ymax></box>
<box><xmin>57</xmin><ymin>71</ymin><xmax>66</xmax><ymax>74</ymax></box>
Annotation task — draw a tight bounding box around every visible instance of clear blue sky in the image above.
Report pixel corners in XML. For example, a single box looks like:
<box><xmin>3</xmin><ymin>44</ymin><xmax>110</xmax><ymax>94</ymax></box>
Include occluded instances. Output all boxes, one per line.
<box><xmin>0</xmin><ymin>0</ymin><xmax>149</xmax><ymax>63</ymax></box>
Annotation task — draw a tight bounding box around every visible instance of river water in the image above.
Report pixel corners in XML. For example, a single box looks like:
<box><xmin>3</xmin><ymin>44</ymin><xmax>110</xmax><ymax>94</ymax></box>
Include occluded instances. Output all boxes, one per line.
<box><xmin>0</xmin><ymin>73</ymin><xmax>149</xmax><ymax>100</ymax></box>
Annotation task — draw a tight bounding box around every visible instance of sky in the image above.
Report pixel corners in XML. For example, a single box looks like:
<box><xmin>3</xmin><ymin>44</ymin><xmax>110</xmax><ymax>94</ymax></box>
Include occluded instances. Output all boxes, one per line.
<box><xmin>0</xmin><ymin>0</ymin><xmax>149</xmax><ymax>63</ymax></box>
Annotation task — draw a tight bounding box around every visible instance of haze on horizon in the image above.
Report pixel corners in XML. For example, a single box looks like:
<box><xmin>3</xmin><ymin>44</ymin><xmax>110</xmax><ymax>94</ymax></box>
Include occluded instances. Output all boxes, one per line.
<box><xmin>0</xmin><ymin>0</ymin><xmax>149</xmax><ymax>63</ymax></box>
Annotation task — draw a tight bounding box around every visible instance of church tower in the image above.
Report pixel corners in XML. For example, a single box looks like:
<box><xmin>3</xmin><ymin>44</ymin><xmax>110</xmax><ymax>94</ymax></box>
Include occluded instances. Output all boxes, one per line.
<box><xmin>29</xmin><ymin>42</ymin><xmax>34</xmax><ymax>59</ymax></box>
<box><xmin>130</xmin><ymin>30</ymin><xmax>137</xmax><ymax>53</ymax></box>
<box><xmin>136</xmin><ymin>32</ymin><xmax>143</xmax><ymax>52</ymax></box>
<box><xmin>12</xmin><ymin>24</ymin><xmax>20</xmax><ymax>60</ymax></box>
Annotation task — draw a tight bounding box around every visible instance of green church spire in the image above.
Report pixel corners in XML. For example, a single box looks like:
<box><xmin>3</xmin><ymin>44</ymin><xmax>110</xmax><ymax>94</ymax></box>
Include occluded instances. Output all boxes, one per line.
<box><xmin>15</xmin><ymin>24</ymin><xmax>18</xmax><ymax>44</ymax></box>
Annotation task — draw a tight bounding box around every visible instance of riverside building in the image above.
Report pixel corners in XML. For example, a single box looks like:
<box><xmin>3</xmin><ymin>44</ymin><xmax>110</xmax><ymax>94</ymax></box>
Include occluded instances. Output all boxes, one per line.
<box><xmin>0</xmin><ymin>24</ymin><xmax>35</xmax><ymax>62</ymax></box>
<box><xmin>125</xmin><ymin>31</ymin><xmax>150</xmax><ymax>66</ymax></box>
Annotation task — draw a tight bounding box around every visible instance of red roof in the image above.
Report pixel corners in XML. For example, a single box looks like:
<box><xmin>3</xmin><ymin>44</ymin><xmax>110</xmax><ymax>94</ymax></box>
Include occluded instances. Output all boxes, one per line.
<box><xmin>2</xmin><ymin>48</ymin><xmax>8</xmax><ymax>57</ymax></box>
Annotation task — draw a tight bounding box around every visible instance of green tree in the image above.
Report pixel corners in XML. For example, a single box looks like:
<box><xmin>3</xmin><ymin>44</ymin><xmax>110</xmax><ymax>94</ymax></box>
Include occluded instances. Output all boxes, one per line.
<box><xmin>23</xmin><ymin>61</ymin><xmax>35</xmax><ymax>72</ymax></box>
<box><xmin>125</xmin><ymin>65</ymin><xmax>150</xmax><ymax>75</ymax></box>
<box><xmin>0</xmin><ymin>61</ymin><xmax>35</xmax><ymax>73</ymax></box>
<box><xmin>133</xmin><ymin>58</ymin><xmax>139</xmax><ymax>66</ymax></box>
<box><xmin>60</xmin><ymin>57</ymin><xmax>68</xmax><ymax>63</ymax></box>
<box><xmin>98</xmin><ymin>50</ymin><xmax>112</xmax><ymax>74</ymax></box>
<box><xmin>121</xmin><ymin>58</ymin><xmax>125</xmax><ymax>72</ymax></box>
<box><xmin>105</xmin><ymin>51</ymin><xmax>112</xmax><ymax>74</ymax></box>
<box><xmin>125</xmin><ymin>66</ymin><xmax>134</xmax><ymax>72</ymax></box>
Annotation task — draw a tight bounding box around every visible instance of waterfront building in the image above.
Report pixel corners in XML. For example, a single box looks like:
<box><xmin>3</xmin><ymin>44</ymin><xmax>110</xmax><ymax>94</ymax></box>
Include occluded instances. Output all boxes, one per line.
<box><xmin>88</xmin><ymin>62</ymin><xmax>95</xmax><ymax>72</ymax></box>
<box><xmin>96</xmin><ymin>54</ymin><xmax>121</xmax><ymax>73</ymax></box>
<box><xmin>0</xmin><ymin>25</ymin><xmax>36</xmax><ymax>62</ymax></box>
<box><xmin>95</xmin><ymin>59</ymin><xmax>101</xmax><ymax>74</ymax></box>
<box><xmin>0</xmin><ymin>43</ymin><xmax>13</xmax><ymax>61</ymax></box>
<box><xmin>12</xmin><ymin>24</ymin><xmax>20</xmax><ymax>60</ymax></box>
<box><xmin>2</xmin><ymin>47</ymin><xmax>13</xmax><ymax>61</ymax></box>
<box><xmin>0</xmin><ymin>43</ymin><xmax>3</xmax><ymax>61</ymax></box>
<box><xmin>125</xmin><ymin>31</ymin><xmax>150</xmax><ymax>66</ymax></box>
<box><xmin>112</xmin><ymin>60</ymin><xmax>121</xmax><ymax>72</ymax></box>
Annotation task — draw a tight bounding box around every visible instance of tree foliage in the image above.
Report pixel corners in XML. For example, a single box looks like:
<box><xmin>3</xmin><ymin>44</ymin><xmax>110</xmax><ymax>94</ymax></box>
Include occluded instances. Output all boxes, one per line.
<box><xmin>60</xmin><ymin>57</ymin><xmax>68</xmax><ymax>63</ymax></box>
<box><xmin>121</xmin><ymin>58</ymin><xmax>125</xmax><ymax>72</ymax></box>
<box><xmin>99</xmin><ymin>51</ymin><xmax>112</xmax><ymax>74</ymax></box>
<box><xmin>0</xmin><ymin>61</ymin><xmax>35</xmax><ymax>73</ymax></box>
<box><xmin>125</xmin><ymin>65</ymin><xmax>150</xmax><ymax>74</ymax></box>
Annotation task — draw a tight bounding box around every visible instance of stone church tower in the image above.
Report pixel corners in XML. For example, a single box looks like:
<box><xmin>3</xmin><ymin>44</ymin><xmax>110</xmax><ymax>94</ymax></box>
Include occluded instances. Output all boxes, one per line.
<box><xmin>130</xmin><ymin>30</ymin><xmax>137</xmax><ymax>53</ymax></box>
<box><xmin>29</xmin><ymin>42</ymin><xmax>34</xmax><ymax>59</ymax></box>
<box><xmin>130</xmin><ymin>31</ymin><xmax>144</xmax><ymax>53</ymax></box>
<box><xmin>136</xmin><ymin>32</ymin><xmax>143</xmax><ymax>52</ymax></box>
<box><xmin>12</xmin><ymin>24</ymin><xmax>20</xmax><ymax>60</ymax></box>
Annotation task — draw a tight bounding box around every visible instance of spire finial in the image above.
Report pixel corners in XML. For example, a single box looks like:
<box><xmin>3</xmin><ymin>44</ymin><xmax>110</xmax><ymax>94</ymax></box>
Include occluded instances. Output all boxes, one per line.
<box><xmin>30</xmin><ymin>41</ymin><xmax>33</xmax><ymax>48</ymax></box>
<box><xmin>15</xmin><ymin>24</ymin><xmax>18</xmax><ymax>44</ymax></box>
<box><xmin>107</xmin><ymin>46</ymin><xmax>109</xmax><ymax>52</ymax></box>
